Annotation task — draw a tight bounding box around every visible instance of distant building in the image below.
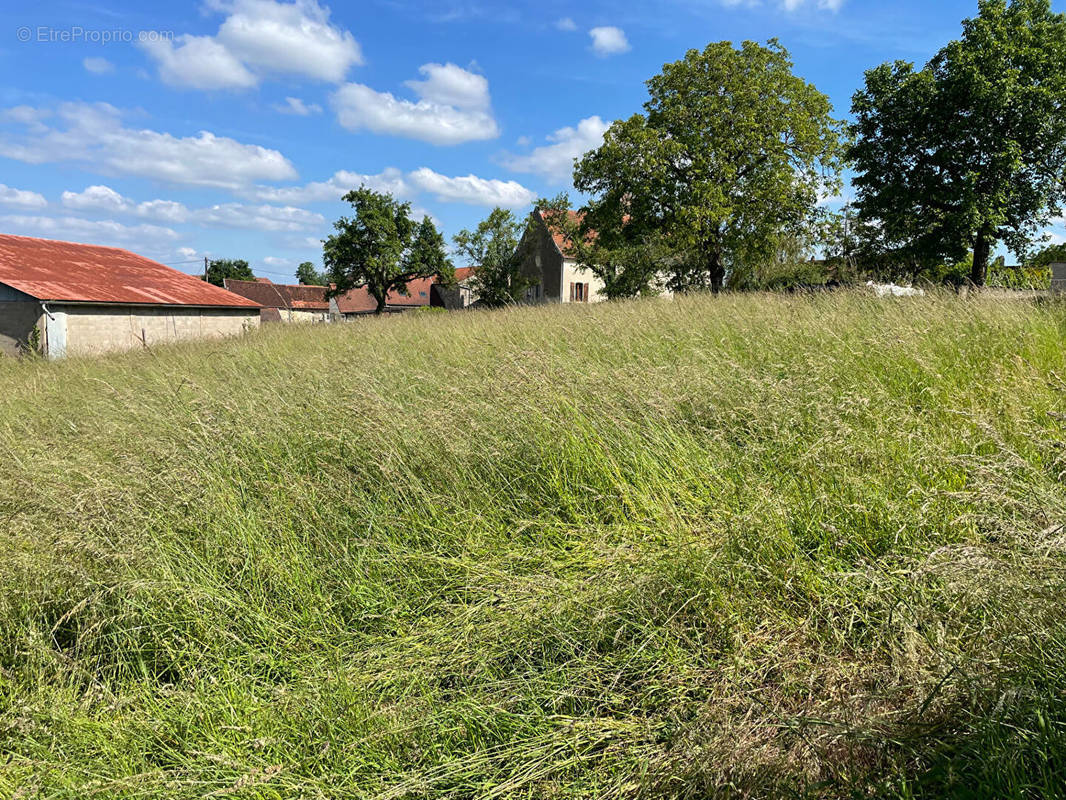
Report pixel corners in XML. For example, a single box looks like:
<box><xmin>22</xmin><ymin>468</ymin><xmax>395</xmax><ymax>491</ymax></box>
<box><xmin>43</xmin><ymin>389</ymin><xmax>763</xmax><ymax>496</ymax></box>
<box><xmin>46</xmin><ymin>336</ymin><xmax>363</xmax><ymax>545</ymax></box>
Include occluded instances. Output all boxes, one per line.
<box><xmin>0</xmin><ymin>234</ymin><xmax>260</xmax><ymax>358</ymax></box>
<box><xmin>223</xmin><ymin>279</ymin><xmax>330</xmax><ymax>323</ymax></box>
<box><xmin>1052</xmin><ymin>262</ymin><xmax>1066</xmax><ymax>292</ymax></box>
<box><xmin>331</xmin><ymin>277</ymin><xmax>437</xmax><ymax>318</ymax></box>
<box><xmin>516</xmin><ymin>209</ymin><xmax>606</xmax><ymax>304</ymax></box>
<box><xmin>431</xmin><ymin>267</ymin><xmax>478</xmax><ymax>310</ymax></box>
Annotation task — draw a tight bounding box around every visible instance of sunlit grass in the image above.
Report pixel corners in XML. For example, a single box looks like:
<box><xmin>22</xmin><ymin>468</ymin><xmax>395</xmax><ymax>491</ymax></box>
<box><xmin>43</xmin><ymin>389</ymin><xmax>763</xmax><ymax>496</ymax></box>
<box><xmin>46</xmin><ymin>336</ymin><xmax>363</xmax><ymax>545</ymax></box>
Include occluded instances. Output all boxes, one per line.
<box><xmin>2</xmin><ymin>291</ymin><xmax>1066</xmax><ymax>798</ymax></box>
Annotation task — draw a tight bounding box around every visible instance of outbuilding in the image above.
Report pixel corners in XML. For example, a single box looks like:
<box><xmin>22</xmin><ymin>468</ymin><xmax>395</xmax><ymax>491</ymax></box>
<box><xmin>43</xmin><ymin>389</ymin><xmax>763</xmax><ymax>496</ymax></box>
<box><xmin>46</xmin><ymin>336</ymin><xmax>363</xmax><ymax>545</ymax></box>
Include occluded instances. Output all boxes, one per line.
<box><xmin>223</xmin><ymin>278</ymin><xmax>331</xmax><ymax>323</ymax></box>
<box><xmin>0</xmin><ymin>234</ymin><xmax>261</xmax><ymax>358</ymax></box>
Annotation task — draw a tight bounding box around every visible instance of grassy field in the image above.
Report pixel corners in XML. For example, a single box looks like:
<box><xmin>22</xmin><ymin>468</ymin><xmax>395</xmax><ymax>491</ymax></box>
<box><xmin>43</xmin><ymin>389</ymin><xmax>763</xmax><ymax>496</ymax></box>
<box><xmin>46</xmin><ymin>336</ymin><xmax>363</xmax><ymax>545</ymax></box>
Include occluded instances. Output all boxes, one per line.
<box><xmin>2</xmin><ymin>291</ymin><xmax>1066</xmax><ymax>798</ymax></box>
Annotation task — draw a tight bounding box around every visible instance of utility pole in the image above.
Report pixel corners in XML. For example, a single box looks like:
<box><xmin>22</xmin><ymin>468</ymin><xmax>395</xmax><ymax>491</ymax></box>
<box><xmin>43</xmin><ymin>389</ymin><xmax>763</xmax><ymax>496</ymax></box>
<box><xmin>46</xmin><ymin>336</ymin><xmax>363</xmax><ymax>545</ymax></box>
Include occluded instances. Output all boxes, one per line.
<box><xmin>203</xmin><ymin>256</ymin><xmax>209</xmax><ymax>282</ymax></box>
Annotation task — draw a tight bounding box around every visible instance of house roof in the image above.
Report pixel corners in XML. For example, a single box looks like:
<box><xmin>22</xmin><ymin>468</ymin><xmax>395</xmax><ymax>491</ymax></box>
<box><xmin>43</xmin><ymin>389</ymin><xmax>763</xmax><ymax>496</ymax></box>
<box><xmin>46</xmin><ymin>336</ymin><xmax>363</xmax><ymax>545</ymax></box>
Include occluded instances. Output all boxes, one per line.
<box><xmin>223</xmin><ymin>279</ymin><xmax>330</xmax><ymax>311</ymax></box>
<box><xmin>535</xmin><ymin>209</ymin><xmax>586</xmax><ymax>258</ymax></box>
<box><xmin>0</xmin><ymin>234</ymin><xmax>260</xmax><ymax>308</ymax></box>
<box><xmin>334</xmin><ymin>276</ymin><xmax>437</xmax><ymax>314</ymax></box>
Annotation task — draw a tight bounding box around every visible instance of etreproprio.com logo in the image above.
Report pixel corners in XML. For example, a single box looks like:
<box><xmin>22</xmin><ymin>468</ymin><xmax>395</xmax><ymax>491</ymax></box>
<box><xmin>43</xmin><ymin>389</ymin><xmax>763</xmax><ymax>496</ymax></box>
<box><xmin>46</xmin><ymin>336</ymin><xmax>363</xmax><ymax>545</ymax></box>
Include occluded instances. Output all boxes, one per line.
<box><xmin>16</xmin><ymin>27</ymin><xmax>174</xmax><ymax>44</ymax></box>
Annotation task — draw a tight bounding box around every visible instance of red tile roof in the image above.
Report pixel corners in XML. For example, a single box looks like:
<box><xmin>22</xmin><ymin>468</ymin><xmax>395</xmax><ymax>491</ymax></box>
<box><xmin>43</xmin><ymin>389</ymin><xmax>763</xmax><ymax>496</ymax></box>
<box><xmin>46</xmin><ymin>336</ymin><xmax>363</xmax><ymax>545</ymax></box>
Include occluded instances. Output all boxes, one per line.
<box><xmin>454</xmin><ymin>266</ymin><xmax>477</xmax><ymax>283</ymax></box>
<box><xmin>0</xmin><ymin>234</ymin><xmax>260</xmax><ymax>308</ymax></box>
<box><xmin>334</xmin><ymin>276</ymin><xmax>437</xmax><ymax>314</ymax></box>
<box><xmin>223</xmin><ymin>279</ymin><xmax>330</xmax><ymax>311</ymax></box>
<box><xmin>535</xmin><ymin>209</ymin><xmax>586</xmax><ymax>257</ymax></box>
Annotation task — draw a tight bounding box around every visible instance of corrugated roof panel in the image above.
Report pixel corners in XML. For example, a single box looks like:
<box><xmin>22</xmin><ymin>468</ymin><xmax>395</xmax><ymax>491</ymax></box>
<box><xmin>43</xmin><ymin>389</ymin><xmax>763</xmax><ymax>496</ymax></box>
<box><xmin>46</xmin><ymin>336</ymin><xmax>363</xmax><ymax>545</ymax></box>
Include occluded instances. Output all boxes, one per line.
<box><xmin>0</xmin><ymin>234</ymin><xmax>261</xmax><ymax>308</ymax></box>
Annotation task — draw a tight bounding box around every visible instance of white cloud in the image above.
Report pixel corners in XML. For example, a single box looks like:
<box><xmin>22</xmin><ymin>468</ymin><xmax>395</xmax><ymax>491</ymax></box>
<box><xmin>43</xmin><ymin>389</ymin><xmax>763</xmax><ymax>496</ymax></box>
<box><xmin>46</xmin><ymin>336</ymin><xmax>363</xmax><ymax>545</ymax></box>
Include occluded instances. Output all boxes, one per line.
<box><xmin>501</xmin><ymin>115</ymin><xmax>609</xmax><ymax>182</ymax></box>
<box><xmin>83</xmin><ymin>57</ymin><xmax>115</xmax><ymax>75</ymax></box>
<box><xmin>589</xmin><ymin>26</ymin><xmax>630</xmax><ymax>57</ymax></box>
<box><xmin>195</xmin><ymin>203</ymin><xmax>324</xmax><ymax>231</ymax></box>
<box><xmin>404</xmin><ymin>62</ymin><xmax>490</xmax><ymax>110</ymax></box>
<box><xmin>139</xmin><ymin>0</ymin><xmax>362</xmax><ymax>89</ymax></box>
<box><xmin>0</xmin><ymin>184</ymin><xmax>47</xmax><ymax>209</ymax></box>
<box><xmin>273</xmin><ymin>96</ymin><xmax>323</xmax><ymax>115</ymax></box>
<box><xmin>407</xmin><ymin>168</ymin><xmax>536</xmax><ymax>207</ymax></box>
<box><xmin>0</xmin><ymin>102</ymin><xmax>297</xmax><ymax>190</ymax></box>
<box><xmin>722</xmin><ymin>0</ymin><xmax>844</xmax><ymax>8</ymax></box>
<box><xmin>61</xmin><ymin>185</ymin><xmax>324</xmax><ymax>231</ymax></box>
<box><xmin>248</xmin><ymin>166</ymin><xmax>535</xmax><ymax>208</ymax></box>
<box><xmin>555</xmin><ymin>17</ymin><xmax>578</xmax><ymax>31</ymax></box>
<box><xmin>0</xmin><ymin>215</ymin><xmax>180</xmax><ymax>247</ymax></box>
<box><xmin>331</xmin><ymin>62</ymin><xmax>499</xmax><ymax>145</ymax></box>
<box><xmin>140</xmin><ymin>35</ymin><xmax>258</xmax><ymax>90</ymax></box>
<box><xmin>61</xmin><ymin>184</ymin><xmax>131</xmax><ymax>214</ymax></box>
<box><xmin>248</xmin><ymin>168</ymin><xmax>412</xmax><ymax>204</ymax></box>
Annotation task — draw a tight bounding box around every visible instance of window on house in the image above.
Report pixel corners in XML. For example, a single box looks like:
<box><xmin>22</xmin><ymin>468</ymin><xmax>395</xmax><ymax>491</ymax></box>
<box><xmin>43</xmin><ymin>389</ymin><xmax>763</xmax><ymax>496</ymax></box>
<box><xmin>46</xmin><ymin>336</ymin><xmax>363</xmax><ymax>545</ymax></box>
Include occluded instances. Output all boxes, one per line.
<box><xmin>570</xmin><ymin>282</ymin><xmax>588</xmax><ymax>302</ymax></box>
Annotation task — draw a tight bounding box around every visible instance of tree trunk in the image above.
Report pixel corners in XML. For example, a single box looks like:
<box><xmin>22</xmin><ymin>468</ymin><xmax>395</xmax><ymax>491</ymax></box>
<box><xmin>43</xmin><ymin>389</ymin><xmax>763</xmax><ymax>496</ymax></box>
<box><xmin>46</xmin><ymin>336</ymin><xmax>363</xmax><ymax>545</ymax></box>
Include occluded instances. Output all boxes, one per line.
<box><xmin>971</xmin><ymin>224</ymin><xmax>994</xmax><ymax>287</ymax></box>
<box><xmin>708</xmin><ymin>250</ymin><xmax>725</xmax><ymax>294</ymax></box>
<box><xmin>374</xmin><ymin>292</ymin><xmax>387</xmax><ymax>315</ymax></box>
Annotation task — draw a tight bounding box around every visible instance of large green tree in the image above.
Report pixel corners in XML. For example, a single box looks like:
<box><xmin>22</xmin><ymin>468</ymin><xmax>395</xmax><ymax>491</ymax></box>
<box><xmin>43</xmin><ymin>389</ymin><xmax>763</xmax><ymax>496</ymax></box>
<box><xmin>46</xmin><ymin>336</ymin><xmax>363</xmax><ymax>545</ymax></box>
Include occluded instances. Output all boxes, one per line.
<box><xmin>295</xmin><ymin>262</ymin><xmax>326</xmax><ymax>286</ymax></box>
<box><xmin>206</xmin><ymin>258</ymin><xmax>253</xmax><ymax>287</ymax></box>
<box><xmin>571</xmin><ymin>39</ymin><xmax>843</xmax><ymax>294</ymax></box>
<box><xmin>848</xmin><ymin>0</ymin><xmax>1066</xmax><ymax>285</ymax></box>
<box><xmin>535</xmin><ymin>194</ymin><xmax>671</xmax><ymax>300</ymax></box>
<box><xmin>323</xmin><ymin>188</ymin><xmax>454</xmax><ymax>314</ymax></box>
<box><xmin>452</xmin><ymin>207</ymin><xmax>529</xmax><ymax>307</ymax></box>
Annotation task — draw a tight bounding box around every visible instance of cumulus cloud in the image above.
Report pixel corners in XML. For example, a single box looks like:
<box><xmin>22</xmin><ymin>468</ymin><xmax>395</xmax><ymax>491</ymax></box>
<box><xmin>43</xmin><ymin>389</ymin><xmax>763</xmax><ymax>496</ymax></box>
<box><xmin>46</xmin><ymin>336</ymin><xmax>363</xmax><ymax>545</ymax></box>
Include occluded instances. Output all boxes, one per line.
<box><xmin>248</xmin><ymin>168</ymin><xmax>412</xmax><ymax>204</ymax></box>
<box><xmin>248</xmin><ymin>166</ymin><xmax>535</xmax><ymax>208</ymax></box>
<box><xmin>61</xmin><ymin>184</ymin><xmax>324</xmax><ymax>231</ymax></box>
<box><xmin>0</xmin><ymin>215</ymin><xmax>180</xmax><ymax>247</ymax></box>
<box><xmin>407</xmin><ymin>168</ymin><xmax>536</xmax><ymax>207</ymax></box>
<box><xmin>331</xmin><ymin>62</ymin><xmax>499</xmax><ymax>145</ymax></box>
<box><xmin>0</xmin><ymin>184</ymin><xmax>47</xmax><ymax>209</ymax></box>
<box><xmin>139</xmin><ymin>0</ymin><xmax>362</xmax><ymax>90</ymax></box>
<box><xmin>722</xmin><ymin>0</ymin><xmax>844</xmax><ymax>9</ymax></box>
<box><xmin>0</xmin><ymin>102</ymin><xmax>297</xmax><ymax>190</ymax></box>
<box><xmin>589</xmin><ymin>26</ymin><xmax>630</xmax><ymax>57</ymax></box>
<box><xmin>501</xmin><ymin>115</ymin><xmax>610</xmax><ymax>183</ymax></box>
<box><xmin>83</xmin><ymin>57</ymin><xmax>115</xmax><ymax>75</ymax></box>
<box><xmin>140</xmin><ymin>35</ymin><xmax>257</xmax><ymax>90</ymax></box>
<box><xmin>273</xmin><ymin>96</ymin><xmax>323</xmax><ymax>115</ymax></box>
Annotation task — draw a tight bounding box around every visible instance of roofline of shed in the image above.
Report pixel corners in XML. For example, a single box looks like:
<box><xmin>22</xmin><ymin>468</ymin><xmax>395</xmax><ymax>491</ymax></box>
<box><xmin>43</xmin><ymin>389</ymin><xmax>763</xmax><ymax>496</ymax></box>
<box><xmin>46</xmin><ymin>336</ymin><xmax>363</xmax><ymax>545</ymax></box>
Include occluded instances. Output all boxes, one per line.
<box><xmin>26</xmin><ymin>298</ymin><xmax>261</xmax><ymax>310</ymax></box>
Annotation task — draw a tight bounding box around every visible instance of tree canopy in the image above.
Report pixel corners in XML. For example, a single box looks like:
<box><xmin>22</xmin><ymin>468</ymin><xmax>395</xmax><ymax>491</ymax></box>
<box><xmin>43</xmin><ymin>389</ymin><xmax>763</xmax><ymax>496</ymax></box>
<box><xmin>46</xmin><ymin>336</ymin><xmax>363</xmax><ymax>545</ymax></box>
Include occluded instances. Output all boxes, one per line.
<box><xmin>323</xmin><ymin>188</ymin><xmax>454</xmax><ymax>314</ymax></box>
<box><xmin>295</xmin><ymin>262</ymin><xmax>326</xmax><ymax>286</ymax></box>
<box><xmin>452</xmin><ymin>208</ymin><xmax>529</xmax><ymax>307</ymax></box>
<box><xmin>571</xmin><ymin>39</ymin><xmax>843</xmax><ymax>294</ymax></box>
<box><xmin>848</xmin><ymin>0</ymin><xmax>1066</xmax><ymax>285</ymax></box>
<box><xmin>206</xmin><ymin>258</ymin><xmax>253</xmax><ymax>287</ymax></box>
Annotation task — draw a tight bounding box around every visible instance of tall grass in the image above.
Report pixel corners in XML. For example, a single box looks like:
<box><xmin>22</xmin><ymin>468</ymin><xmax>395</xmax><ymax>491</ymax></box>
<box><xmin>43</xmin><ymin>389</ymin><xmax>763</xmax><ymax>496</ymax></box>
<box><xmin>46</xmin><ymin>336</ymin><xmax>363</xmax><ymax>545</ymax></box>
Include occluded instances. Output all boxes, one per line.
<box><xmin>2</xmin><ymin>291</ymin><xmax>1066</xmax><ymax>798</ymax></box>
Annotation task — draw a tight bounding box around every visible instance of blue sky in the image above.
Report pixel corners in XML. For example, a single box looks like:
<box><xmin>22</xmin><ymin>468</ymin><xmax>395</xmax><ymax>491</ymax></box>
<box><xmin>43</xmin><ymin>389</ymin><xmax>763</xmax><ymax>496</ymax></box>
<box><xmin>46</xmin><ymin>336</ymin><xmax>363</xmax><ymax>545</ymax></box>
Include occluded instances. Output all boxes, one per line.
<box><xmin>0</xmin><ymin>0</ymin><xmax>1058</xmax><ymax>281</ymax></box>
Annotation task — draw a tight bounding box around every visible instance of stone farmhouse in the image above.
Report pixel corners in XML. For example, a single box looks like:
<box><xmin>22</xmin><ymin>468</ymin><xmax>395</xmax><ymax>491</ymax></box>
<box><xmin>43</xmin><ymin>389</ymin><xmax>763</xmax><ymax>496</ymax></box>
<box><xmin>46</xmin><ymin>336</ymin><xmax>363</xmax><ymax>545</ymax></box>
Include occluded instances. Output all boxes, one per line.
<box><xmin>516</xmin><ymin>209</ymin><xmax>606</xmax><ymax>304</ymax></box>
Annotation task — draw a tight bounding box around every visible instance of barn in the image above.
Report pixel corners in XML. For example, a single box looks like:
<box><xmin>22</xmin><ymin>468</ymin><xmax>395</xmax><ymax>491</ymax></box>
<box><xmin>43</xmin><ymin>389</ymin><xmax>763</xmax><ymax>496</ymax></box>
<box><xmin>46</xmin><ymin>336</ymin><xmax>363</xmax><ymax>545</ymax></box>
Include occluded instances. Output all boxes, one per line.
<box><xmin>0</xmin><ymin>234</ymin><xmax>261</xmax><ymax>358</ymax></box>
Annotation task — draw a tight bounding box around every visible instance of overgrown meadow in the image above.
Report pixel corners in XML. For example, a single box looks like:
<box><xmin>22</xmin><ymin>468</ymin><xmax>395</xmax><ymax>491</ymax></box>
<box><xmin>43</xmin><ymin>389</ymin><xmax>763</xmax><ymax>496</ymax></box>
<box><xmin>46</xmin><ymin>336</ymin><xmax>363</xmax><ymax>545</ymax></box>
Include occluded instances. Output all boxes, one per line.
<box><xmin>2</xmin><ymin>292</ymin><xmax>1066</xmax><ymax>798</ymax></box>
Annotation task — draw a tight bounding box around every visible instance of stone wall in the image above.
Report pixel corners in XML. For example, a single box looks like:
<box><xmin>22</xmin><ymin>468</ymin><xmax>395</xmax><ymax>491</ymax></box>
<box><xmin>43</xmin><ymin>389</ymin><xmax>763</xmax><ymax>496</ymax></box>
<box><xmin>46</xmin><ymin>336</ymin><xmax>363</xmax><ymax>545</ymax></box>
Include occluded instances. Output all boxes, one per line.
<box><xmin>516</xmin><ymin>219</ymin><xmax>563</xmax><ymax>302</ymax></box>
<box><xmin>60</xmin><ymin>305</ymin><xmax>259</xmax><ymax>356</ymax></box>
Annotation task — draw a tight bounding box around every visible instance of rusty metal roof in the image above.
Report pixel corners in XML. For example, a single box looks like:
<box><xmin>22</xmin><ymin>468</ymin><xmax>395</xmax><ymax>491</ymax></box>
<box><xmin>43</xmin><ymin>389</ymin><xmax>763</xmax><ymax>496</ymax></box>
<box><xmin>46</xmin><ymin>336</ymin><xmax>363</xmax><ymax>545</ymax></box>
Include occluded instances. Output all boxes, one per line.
<box><xmin>223</xmin><ymin>279</ymin><xmax>330</xmax><ymax>311</ymax></box>
<box><xmin>0</xmin><ymin>234</ymin><xmax>261</xmax><ymax>308</ymax></box>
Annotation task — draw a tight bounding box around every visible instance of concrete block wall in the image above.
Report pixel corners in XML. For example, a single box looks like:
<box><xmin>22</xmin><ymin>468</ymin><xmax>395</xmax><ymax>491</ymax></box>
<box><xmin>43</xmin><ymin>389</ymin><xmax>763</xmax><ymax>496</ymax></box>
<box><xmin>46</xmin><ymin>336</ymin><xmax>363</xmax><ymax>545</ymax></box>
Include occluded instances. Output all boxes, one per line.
<box><xmin>1052</xmin><ymin>262</ymin><xmax>1066</xmax><ymax>293</ymax></box>
<box><xmin>61</xmin><ymin>305</ymin><xmax>259</xmax><ymax>356</ymax></box>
